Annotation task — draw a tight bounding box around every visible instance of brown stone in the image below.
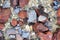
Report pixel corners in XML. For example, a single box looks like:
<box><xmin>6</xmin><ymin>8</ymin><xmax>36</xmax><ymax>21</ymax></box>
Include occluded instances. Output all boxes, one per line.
<box><xmin>57</xmin><ymin>17</ymin><xmax>60</xmax><ymax>25</ymax></box>
<box><xmin>10</xmin><ymin>0</ymin><xmax>18</xmax><ymax>7</ymax></box>
<box><xmin>33</xmin><ymin>23</ymin><xmax>49</xmax><ymax>33</ymax></box>
<box><xmin>35</xmin><ymin>8</ymin><xmax>40</xmax><ymax>16</ymax></box>
<box><xmin>19</xmin><ymin>21</ymin><xmax>24</xmax><ymax>26</ymax></box>
<box><xmin>0</xmin><ymin>7</ymin><xmax>11</xmax><ymax>24</ymax></box>
<box><xmin>57</xmin><ymin>8</ymin><xmax>60</xmax><ymax>25</ymax></box>
<box><xmin>37</xmin><ymin>31</ymin><xmax>52</xmax><ymax>40</ymax></box>
<box><xmin>0</xmin><ymin>24</ymin><xmax>4</xmax><ymax>30</ymax></box>
<box><xmin>57</xmin><ymin>8</ymin><xmax>60</xmax><ymax>17</ymax></box>
<box><xmin>52</xmin><ymin>28</ymin><xmax>60</xmax><ymax>40</ymax></box>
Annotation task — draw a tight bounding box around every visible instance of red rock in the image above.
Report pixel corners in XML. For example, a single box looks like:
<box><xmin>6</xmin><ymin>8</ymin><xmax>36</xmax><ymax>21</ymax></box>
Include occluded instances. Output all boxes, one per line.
<box><xmin>57</xmin><ymin>8</ymin><xmax>60</xmax><ymax>25</ymax></box>
<box><xmin>52</xmin><ymin>28</ymin><xmax>60</xmax><ymax>40</ymax></box>
<box><xmin>11</xmin><ymin>19</ymin><xmax>18</xmax><ymax>27</ymax></box>
<box><xmin>0</xmin><ymin>7</ymin><xmax>11</xmax><ymax>24</ymax></box>
<box><xmin>0</xmin><ymin>24</ymin><xmax>4</xmax><ymax>30</ymax></box>
<box><xmin>52</xmin><ymin>32</ymin><xmax>57</xmax><ymax>40</ymax></box>
<box><xmin>33</xmin><ymin>23</ymin><xmax>49</xmax><ymax>33</ymax></box>
<box><xmin>37</xmin><ymin>31</ymin><xmax>52</xmax><ymax>40</ymax></box>
<box><xmin>35</xmin><ymin>8</ymin><xmax>40</xmax><ymax>16</ymax></box>
<box><xmin>19</xmin><ymin>0</ymin><xmax>29</xmax><ymax>8</ymax></box>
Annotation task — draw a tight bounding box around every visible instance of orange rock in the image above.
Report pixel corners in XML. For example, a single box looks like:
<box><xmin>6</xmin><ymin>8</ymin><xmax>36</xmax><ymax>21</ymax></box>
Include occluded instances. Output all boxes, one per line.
<box><xmin>19</xmin><ymin>0</ymin><xmax>29</xmax><ymax>8</ymax></box>
<box><xmin>18</xmin><ymin>10</ymin><xmax>27</xmax><ymax>19</ymax></box>
<box><xmin>11</xmin><ymin>19</ymin><xmax>18</xmax><ymax>27</ymax></box>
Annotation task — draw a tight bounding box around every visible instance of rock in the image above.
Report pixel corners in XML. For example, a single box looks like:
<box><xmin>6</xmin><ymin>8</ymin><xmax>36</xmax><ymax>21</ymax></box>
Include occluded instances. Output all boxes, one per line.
<box><xmin>16</xmin><ymin>34</ymin><xmax>23</xmax><ymax>40</ymax></box>
<box><xmin>35</xmin><ymin>8</ymin><xmax>40</xmax><ymax>16</ymax></box>
<box><xmin>57</xmin><ymin>8</ymin><xmax>60</xmax><ymax>17</ymax></box>
<box><xmin>6</xmin><ymin>28</ymin><xmax>16</xmax><ymax>36</ymax></box>
<box><xmin>3</xmin><ymin>0</ymin><xmax>10</xmax><ymax>8</ymax></box>
<box><xmin>52</xmin><ymin>28</ymin><xmax>60</xmax><ymax>40</ymax></box>
<box><xmin>33</xmin><ymin>23</ymin><xmax>49</xmax><ymax>33</ymax></box>
<box><xmin>10</xmin><ymin>0</ymin><xmax>18</xmax><ymax>7</ymax></box>
<box><xmin>0</xmin><ymin>24</ymin><xmax>4</xmax><ymax>30</ymax></box>
<box><xmin>19</xmin><ymin>0</ymin><xmax>29</xmax><ymax>8</ymax></box>
<box><xmin>27</xmin><ymin>10</ymin><xmax>37</xmax><ymax>23</ymax></box>
<box><xmin>0</xmin><ymin>30</ymin><xmax>5</xmax><ymax>40</ymax></box>
<box><xmin>38</xmin><ymin>15</ymin><xmax>48</xmax><ymax>23</ymax></box>
<box><xmin>22</xmin><ymin>30</ymin><xmax>30</xmax><ymax>38</ymax></box>
<box><xmin>0</xmin><ymin>7</ymin><xmax>11</xmax><ymax>24</ymax></box>
<box><xmin>57</xmin><ymin>8</ymin><xmax>60</xmax><ymax>25</ymax></box>
<box><xmin>37</xmin><ymin>31</ymin><xmax>52</xmax><ymax>40</ymax></box>
<box><xmin>57</xmin><ymin>17</ymin><xmax>60</xmax><ymax>25</ymax></box>
<box><xmin>18</xmin><ymin>10</ymin><xmax>27</xmax><ymax>19</ymax></box>
<box><xmin>13</xmin><ymin>7</ymin><xmax>20</xmax><ymax>14</ymax></box>
<box><xmin>11</xmin><ymin>19</ymin><xmax>18</xmax><ymax>27</ymax></box>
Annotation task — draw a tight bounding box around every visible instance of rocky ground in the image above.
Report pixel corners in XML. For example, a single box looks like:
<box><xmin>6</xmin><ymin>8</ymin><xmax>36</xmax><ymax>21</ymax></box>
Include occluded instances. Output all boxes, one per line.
<box><xmin>0</xmin><ymin>0</ymin><xmax>60</xmax><ymax>40</ymax></box>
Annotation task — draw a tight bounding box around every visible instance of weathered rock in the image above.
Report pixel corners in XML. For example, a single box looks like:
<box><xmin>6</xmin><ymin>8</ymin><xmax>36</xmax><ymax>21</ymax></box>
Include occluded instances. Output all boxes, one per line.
<box><xmin>33</xmin><ymin>23</ymin><xmax>49</xmax><ymax>33</ymax></box>
<box><xmin>37</xmin><ymin>31</ymin><xmax>52</xmax><ymax>40</ymax></box>
<box><xmin>0</xmin><ymin>7</ymin><xmax>11</xmax><ymax>24</ymax></box>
